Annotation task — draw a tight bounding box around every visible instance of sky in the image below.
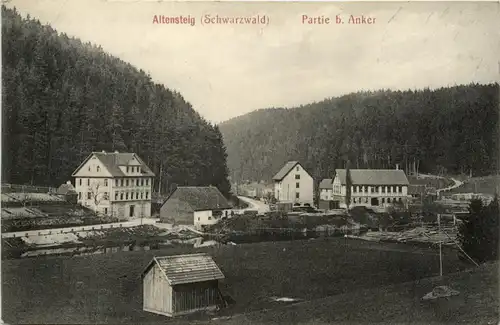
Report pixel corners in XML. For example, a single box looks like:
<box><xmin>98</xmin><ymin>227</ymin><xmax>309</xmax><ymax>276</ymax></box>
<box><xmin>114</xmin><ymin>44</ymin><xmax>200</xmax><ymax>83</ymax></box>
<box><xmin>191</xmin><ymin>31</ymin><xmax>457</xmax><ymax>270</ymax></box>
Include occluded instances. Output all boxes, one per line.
<box><xmin>6</xmin><ymin>0</ymin><xmax>500</xmax><ymax>123</ymax></box>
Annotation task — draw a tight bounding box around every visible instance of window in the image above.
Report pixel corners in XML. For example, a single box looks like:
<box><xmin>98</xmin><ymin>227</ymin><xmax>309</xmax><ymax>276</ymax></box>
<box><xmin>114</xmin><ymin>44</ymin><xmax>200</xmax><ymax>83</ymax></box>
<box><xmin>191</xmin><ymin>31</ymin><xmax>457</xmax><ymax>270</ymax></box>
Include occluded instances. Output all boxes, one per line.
<box><xmin>295</xmin><ymin>192</ymin><xmax>300</xmax><ymax>199</ymax></box>
<box><xmin>120</xmin><ymin>193</ymin><xmax>124</xmax><ymax>200</ymax></box>
<box><xmin>198</xmin><ymin>217</ymin><xmax>200</xmax><ymax>221</ymax></box>
<box><xmin>399</xmin><ymin>198</ymin><xmax>402</xmax><ymax>202</ymax></box>
<box><xmin>296</xmin><ymin>166</ymin><xmax>299</xmax><ymax>171</ymax></box>
<box><xmin>208</xmin><ymin>216</ymin><xmax>212</xmax><ymax>220</ymax></box>
<box><xmin>141</xmin><ymin>192</ymin><xmax>144</xmax><ymax>199</ymax></box>
<box><xmin>79</xmin><ymin>179</ymin><xmax>82</xmax><ymax>186</ymax></box>
<box><xmin>382</xmin><ymin>186</ymin><xmax>385</xmax><ymax>193</ymax></box>
<box><xmin>115</xmin><ymin>179</ymin><xmax>118</xmax><ymax>186</ymax></box>
<box><xmin>146</xmin><ymin>192</ymin><xmax>149</xmax><ymax>199</ymax></box>
<box><xmin>78</xmin><ymin>192</ymin><xmax>82</xmax><ymax>199</ymax></box>
<box><xmin>97</xmin><ymin>166</ymin><xmax>100</xmax><ymax>172</ymax></box>
<box><xmin>296</xmin><ymin>182</ymin><xmax>300</xmax><ymax>188</ymax></box>
<box><xmin>104</xmin><ymin>208</ymin><xmax>108</xmax><ymax>214</ymax></box>
<box><xmin>126</xmin><ymin>179</ymin><xmax>129</xmax><ymax>186</ymax></box>
<box><xmin>88</xmin><ymin>166</ymin><xmax>91</xmax><ymax>171</ymax></box>
<box><xmin>115</xmin><ymin>193</ymin><xmax>118</xmax><ymax>200</ymax></box>
<box><xmin>104</xmin><ymin>192</ymin><xmax>108</xmax><ymax>200</ymax></box>
<box><xmin>87</xmin><ymin>179</ymin><xmax>90</xmax><ymax>186</ymax></box>
<box><xmin>104</xmin><ymin>179</ymin><xmax>108</xmax><ymax>186</ymax></box>
<box><xmin>371</xmin><ymin>186</ymin><xmax>375</xmax><ymax>193</ymax></box>
<box><xmin>120</xmin><ymin>179</ymin><xmax>124</xmax><ymax>186</ymax></box>
<box><xmin>146</xmin><ymin>179</ymin><xmax>149</xmax><ymax>186</ymax></box>
<box><xmin>398</xmin><ymin>186</ymin><xmax>402</xmax><ymax>193</ymax></box>
<box><xmin>136</xmin><ymin>179</ymin><xmax>140</xmax><ymax>186</ymax></box>
<box><xmin>388</xmin><ymin>187</ymin><xmax>392</xmax><ymax>193</ymax></box>
<box><xmin>382</xmin><ymin>198</ymin><xmax>385</xmax><ymax>203</ymax></box>
<box><xmin>295</xmin><ymin>174</ymin><xmax>300</xmax><ymax>180</ymax></box>
<box><xmin>126</xmin><ymin>166</ymin><xmax>129</xmax><ymax>173</ymax></box>
<box><xmin>87</xmin><ymin>192</ymin><xmax>91</xmax><ymax>200</ymax></box>
<box><xmin>126</xmin><ymin>193</ymin><xmax>129</xmax><ymax>200</ymax></box>
<box><xmin>387</xmin><ymin>198</ymin><xmax>391</xmax><ymax>203</ymax></box>
<box><xmin>141</xmin><ymin>179</ymin><xmax>144</xmax><ymax>186</ymax></box>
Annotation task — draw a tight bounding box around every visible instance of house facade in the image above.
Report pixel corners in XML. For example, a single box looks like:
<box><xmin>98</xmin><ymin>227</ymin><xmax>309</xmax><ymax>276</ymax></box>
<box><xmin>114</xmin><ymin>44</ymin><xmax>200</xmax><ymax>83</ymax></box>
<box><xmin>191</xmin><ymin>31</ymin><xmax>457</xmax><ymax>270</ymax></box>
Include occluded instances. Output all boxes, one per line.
<box><xmin>319</xmin><ymin>178</ymin><xmax>333</xmax><ymax>201</ymax></box>
<box><xmin>142</xmin><ymin>253</ymin><xmax>225</xmax><ymax>317</ymax></box>
<box><xmin>159</xmin><ymin>186</ymin><xmax>232</xmax><ymax>229</ymax></box>
<box><xmin>272</xmin><ymin>161</ymin><xmax>314</xmax><ymax>205</ymax></box>
<box><xmin>332</xmin><ymin>168</ymin><xmax>410</xmax><ymax>210</ymax></box>
<box><xmin>72</xmin><ymin>151</ymin><xmax>155</xmax><ymax>219</ymax></box>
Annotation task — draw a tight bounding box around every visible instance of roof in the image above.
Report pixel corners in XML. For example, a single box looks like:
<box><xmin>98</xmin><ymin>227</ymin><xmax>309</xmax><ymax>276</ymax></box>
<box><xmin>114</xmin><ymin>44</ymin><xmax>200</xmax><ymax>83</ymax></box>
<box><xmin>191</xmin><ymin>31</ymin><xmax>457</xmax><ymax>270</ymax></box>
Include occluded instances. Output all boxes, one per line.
<box><xmin>142</xmin><ymin>253</ymin><xmax>225</xmax><ymax>285</ymax></box>
<box><xmin>319</xmin><ymin>178</ymin><xmax>333</xmax><ymax>189</ymax></box>
<box><xmin>272</xmin><ymin>161</ymin><xmax>304</xmax><ymax>181</ymax></box>
<box><xmin>334</xmin><ymin>169</ymin><xmax>409</xmax><ymax>185</ymax></box>
<box><xmin>57</xmin><ymin>183</ymin><xmax>76</xmax><ymax>195</ymax></box>
<box><xmin>162</xmin><ymin>186</ymin><xmax>231</xmax><ymax>211</ymax></box>
<box><xmin>71</xmin><ymin>151</ymin><xmax>155</xmax><ymax>177</ymax></box>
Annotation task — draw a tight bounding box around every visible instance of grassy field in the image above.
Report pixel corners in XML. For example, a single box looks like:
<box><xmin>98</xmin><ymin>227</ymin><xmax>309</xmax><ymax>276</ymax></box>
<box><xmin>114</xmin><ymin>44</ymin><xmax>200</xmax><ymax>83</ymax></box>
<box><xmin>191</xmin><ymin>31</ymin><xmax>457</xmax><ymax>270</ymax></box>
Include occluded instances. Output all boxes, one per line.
<box><xmin>2</xmin><ymin>238</ymin><xmax>472</xmax><ymax>324</ymax></box>
<box><xmin>218</xmin><ymin>262</ymin><xmax>499</xmax><ymax>325</ymax></box>
<box><xmin>448</xmin><ymin>175</ymin><xmax>500</xmax><ymax>195</ymax></box>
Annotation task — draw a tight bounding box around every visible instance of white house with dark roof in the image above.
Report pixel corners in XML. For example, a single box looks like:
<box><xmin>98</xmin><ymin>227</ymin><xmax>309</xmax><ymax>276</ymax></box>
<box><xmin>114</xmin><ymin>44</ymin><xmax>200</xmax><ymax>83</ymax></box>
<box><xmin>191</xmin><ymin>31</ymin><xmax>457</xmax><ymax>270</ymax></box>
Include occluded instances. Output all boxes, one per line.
<box><xmin>142</xmin><ymin>253</ymin><xmax>225</xmax><ymax>317</ymax></box>
<box><xmin>72</xmin><ymin>151</ymin><xmax>155</xmax><ymax>218</ymax></box>
<box><xmin>319</xmin><ymin>178</ymin><xmax>333</xmax><ymax>201</ymax></box>
<box><xmin>159</xmin><ymin>186</ymin><xmax>232</xmax><ymax>229</ymax></box>
<box><xmin>272</xmin><ymin>161</ymin><xmax>314</xmax><ymax>205</ymax></box>
<box><xmin>332</xmin><ymin>168</ymin><xmax>410</xmax><ymax>210</ymax></box>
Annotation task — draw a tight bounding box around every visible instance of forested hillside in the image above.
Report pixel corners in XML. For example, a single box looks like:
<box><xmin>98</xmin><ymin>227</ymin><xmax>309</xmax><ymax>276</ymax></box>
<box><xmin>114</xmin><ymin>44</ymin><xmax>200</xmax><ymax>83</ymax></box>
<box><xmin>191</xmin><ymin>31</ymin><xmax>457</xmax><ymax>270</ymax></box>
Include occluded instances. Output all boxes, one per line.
<box><xmin>220</xmin><ymin>83</ymin><xmax>499</xmax><ymax>183</ymax></box>
<box><xmin>1</xmin><ymin>6</ymin><xmax>231</xmax><ymax>197</ymax></box>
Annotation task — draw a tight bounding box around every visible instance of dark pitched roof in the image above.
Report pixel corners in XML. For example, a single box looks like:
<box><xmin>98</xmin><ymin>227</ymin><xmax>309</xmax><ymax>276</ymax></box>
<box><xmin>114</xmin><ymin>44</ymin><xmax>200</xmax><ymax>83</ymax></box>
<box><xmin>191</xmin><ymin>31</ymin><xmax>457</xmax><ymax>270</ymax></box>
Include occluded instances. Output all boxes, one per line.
<box><xmin>319</xmin><ymin>178</ymin><xmax>333</xmax><ymax>189</ymax></box>
<box><xmin>272</xmin><ymin>161</ymin><xmax>301</xmax><ymax>181</ymax></box>
<box><xmin>142</xmin><ymin>253</ymin><xmax>225</xmax><ymax>285</ymax></box>
<box><xmin>163</xmin><ymin>186</ymin><xmax>231</xmax><ymax>211</ymax></box>
<box><xmin>57</xmin><ymin>182</ymin><xmax>76</xmax><ymax>195</ymax></box>
<box><xmin>334</xmin><ymin>169</ymin><xmax>409</xmax><ymax>186</ymax></box>
<box><xmin>72</xmin><ymin>152</ymin><xmax>155</xmax><ymax>177</ymax></box>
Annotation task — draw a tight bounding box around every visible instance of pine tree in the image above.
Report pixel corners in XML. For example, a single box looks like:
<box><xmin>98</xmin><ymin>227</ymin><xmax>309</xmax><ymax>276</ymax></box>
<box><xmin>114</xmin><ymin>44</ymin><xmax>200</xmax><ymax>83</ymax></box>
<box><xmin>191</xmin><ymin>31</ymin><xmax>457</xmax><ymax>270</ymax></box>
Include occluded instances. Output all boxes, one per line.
<box><xmin>345</xmin><ymin>160</ymin><xmax>352</xmax><ymax>211</ymax></box>
<box><xmin>458</xmin><ymin>197</ymin><xmax>499</xmax><ymax>263</ymax></box>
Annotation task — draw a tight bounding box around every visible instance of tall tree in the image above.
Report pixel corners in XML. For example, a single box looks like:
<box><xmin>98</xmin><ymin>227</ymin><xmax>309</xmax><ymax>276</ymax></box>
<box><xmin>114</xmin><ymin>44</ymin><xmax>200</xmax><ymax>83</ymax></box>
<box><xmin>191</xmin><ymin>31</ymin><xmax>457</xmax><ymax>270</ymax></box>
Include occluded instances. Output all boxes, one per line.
<box><xmin>458</xmin><ymin>197</ymin><xmax>499</xmax><ymax>263</ymax></box>
<box><xmin>345</xmin><ymin>160</ymin><xmax>352</xmax><ymax>211</ymax></box>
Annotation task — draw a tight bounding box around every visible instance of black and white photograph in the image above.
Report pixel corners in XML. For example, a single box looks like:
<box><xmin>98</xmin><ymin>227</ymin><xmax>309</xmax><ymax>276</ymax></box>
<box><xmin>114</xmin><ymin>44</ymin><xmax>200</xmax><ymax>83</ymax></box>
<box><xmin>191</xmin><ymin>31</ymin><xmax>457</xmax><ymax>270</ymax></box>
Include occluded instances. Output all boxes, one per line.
<box><xmin>1</xmin><ymin>0</ymin><xmax>499</xmax><ymax>324</ymax></box>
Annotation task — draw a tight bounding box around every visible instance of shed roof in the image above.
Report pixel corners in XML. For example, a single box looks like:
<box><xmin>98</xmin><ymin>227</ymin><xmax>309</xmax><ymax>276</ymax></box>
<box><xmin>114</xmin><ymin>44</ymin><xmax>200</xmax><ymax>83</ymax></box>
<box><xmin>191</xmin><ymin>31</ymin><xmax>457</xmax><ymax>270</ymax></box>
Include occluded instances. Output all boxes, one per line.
<box><xmin>319</xmin><ymin>178</ymin><xmax>333</xmax><ymax>189</ymax></box>
<box><xmin>162</xmin><ymin>186</ymin><xmax>231</xmax><ymax>211</ymax></box>
<box><xmin>71</xmin><ymin>151</ymin><xmax>155</xmax><ymax>177</ymax></box>
<box><xmin>57</xmin><ymin>182</ymin><xmax>76</xmax><ymax>195</ymax></box>
<box><xmin>272</xmin><ymin>161</ymin><xmax>304</xmax><ymax>181</ymax></box>
<box><xmin>334</xmin><ymin>169</ymin><xmax>409</xmax><ymax>186</ymax></box>
<box><xmin>143</xmin><ymin>253</ymin><xmax>225</xmax><ymax>285</ymax></box>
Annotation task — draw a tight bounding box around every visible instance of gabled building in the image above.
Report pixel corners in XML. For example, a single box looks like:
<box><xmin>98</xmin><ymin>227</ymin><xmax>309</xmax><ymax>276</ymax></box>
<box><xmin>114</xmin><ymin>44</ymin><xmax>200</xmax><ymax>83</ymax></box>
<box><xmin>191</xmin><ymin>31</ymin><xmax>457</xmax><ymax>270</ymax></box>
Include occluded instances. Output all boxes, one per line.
<box><xmin>72</xmin><ymin>151</ymin><xmax>155</xmax><ymax>218</ymax></box>
<box><xmin>319</xmin><ymin>178</ymin><xmax>333</xmax><ymax>201</ymax></box>
<box><xmin>332</xmin><ymin>168</ymin><xmax>410</xmax><ymax>210</ymax></box>
<box><xmin>272</xmin><ymin>161</ymin><xmax>314</xmax><ymax>205</ymax></box>
<box><xmin>159</xmin><ymin>186</ymin><xmax>232</xmax><ymax>229</ymax></box>
<box><xmin>142</xmin><ymin>253</ymin><xmax>225</xmax><ymax>317</ymax></box>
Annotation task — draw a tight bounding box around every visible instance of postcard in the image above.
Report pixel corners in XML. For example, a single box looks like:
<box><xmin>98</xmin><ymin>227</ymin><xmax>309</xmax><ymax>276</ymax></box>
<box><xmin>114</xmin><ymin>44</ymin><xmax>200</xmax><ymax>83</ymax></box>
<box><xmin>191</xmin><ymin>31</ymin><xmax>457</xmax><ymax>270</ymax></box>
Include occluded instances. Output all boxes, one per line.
<box><xmin>1</xmin><ymin>0</ymin><xmax>499</xmax><ymax>324</ymax></box>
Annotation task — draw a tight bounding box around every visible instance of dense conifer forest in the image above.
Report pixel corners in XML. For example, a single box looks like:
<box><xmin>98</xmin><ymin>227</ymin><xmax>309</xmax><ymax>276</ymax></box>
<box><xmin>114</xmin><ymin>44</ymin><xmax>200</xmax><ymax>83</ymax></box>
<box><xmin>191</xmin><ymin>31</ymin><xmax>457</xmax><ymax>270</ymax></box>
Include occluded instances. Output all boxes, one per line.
<box><xmin>1</xmin><ymin>6</ymin><xmax>231</xmax><ymax>197</ymax></box>
<box><xmin>220</xmin><ymin>83</ymin><xmax>499</xmax><ymax>183</ymax></box>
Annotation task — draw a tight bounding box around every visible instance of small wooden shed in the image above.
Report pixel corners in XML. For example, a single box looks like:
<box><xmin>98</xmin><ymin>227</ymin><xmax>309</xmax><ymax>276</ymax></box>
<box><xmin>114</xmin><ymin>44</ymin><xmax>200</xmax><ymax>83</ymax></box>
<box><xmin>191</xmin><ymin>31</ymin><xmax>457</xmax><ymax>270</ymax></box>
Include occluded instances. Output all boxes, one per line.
<box><xmin>141</xmin><ymin>253</ymin><xmax>226</xmax><ymax>317</ymax></box>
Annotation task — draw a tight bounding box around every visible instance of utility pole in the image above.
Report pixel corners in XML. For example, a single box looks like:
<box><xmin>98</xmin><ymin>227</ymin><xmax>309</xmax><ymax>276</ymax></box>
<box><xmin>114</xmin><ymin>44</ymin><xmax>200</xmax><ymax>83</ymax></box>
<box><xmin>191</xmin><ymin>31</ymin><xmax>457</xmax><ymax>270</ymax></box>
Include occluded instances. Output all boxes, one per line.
<box><xmin>438</xmin><ymin>213</ymin><xmax>443</xmax><ymax>277</ymax></box>
<box><xmin>158</xmin><ymin>163</ymin><xmax>163</xmax><ymax>196</ymax></box>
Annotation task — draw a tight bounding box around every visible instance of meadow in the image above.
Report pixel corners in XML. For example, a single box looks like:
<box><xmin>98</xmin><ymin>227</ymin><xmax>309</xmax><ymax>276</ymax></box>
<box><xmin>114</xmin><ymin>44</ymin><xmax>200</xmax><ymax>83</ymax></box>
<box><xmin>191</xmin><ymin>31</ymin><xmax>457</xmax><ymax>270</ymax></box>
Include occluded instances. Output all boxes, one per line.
<box><xmin>2</xmin><ymin>238</ymin><xmax>471</xmax><ymax>324</ymax></box>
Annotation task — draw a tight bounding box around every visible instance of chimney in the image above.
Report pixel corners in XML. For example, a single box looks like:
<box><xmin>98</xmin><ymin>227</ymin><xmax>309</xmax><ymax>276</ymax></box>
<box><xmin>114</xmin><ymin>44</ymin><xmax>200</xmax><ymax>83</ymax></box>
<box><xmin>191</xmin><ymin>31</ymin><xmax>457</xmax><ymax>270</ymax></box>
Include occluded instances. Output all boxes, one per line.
<box><xmin>395</xmin><ymin>164</ymin><xmax>399</xmax><ymax>170</ymax></box>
